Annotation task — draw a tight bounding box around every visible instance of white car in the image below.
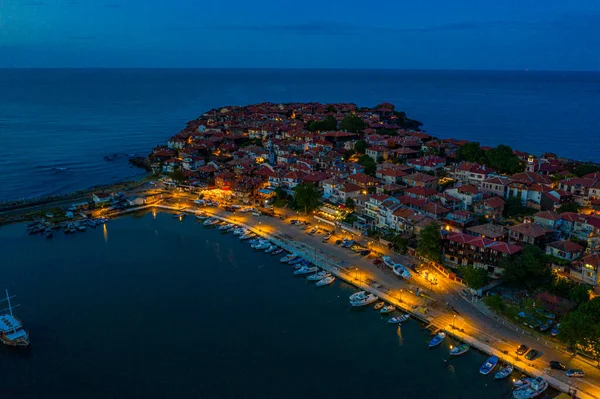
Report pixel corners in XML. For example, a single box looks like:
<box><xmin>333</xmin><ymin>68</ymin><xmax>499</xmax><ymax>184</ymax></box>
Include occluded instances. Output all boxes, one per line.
<box><xmin>252</xmin><ymin>212</ymin><xmax>261</xmax><ymax>216</ymax></box>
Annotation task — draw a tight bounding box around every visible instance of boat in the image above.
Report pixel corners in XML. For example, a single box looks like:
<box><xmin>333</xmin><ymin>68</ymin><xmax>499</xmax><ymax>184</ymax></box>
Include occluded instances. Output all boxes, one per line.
<box><xmin>196</xmin><ymin>214</ymin><xmax>209</xmax><ymax>220</ymax></box>
<box><xmin>63</xmin><ymin>223</ymin><xmax>76</xmax><ymax>234</ymax></box>
<box><xmin>44</xmin><ymin>228</ymin><xmax>53</xmax><ymax>238</ymax></box>
<box><xmin>294</xmin><ymin>260</ymin><xmax>311</xmax><ymax>269</ymax></box>
<box><xmin>535</xmin><ymin>308</ymin><xmax>556</xmax><ymax>319</ymax></box>
<box><xmin>239</xmin><ymin>232</ymin><xmax>256</xmax><ymax>240</ymax></box>
<box><xmin>203</xmin><ymin>218</ymin><xmax>219</xmax><ymax>226</ymax></box>
<box><xmin>350</xmin><ymin>293</ymin><xmax>378</xmax><ymax>307</ymax></box>
<box><xmin>265</xmin><ymin>245</ymin><xmax>278</xmax><ymax>253</ymax></box>
<box><xmin>374</xmin><ymin>302</ymin><xmax>385</xmax><ymax>310</ymax></box>
<box><xmin>550</xmin><ymin>324</ymin><xmax>560</xmax><ymax>337</ymax></box>
<box><xmin>449</xmin><ymin>343</ymin><xmax>470</xmax><ymax>356</ymax></box>
<box><xmin>479</xmin><ymin>356</ymin><xmax>499</xmax><ymax>375</ymax></box>
<box><xmin>388</xmin><ymin>314</ymin><xmax>410</xmax><ymax>324</ymax></box>
<box><xmin>316</xmin><ymin>276</ymin><xmax>335</xmax><ymax>286</ymax></box>
<box><xmin>280</xmin><ymin>253</ymin><xmax>297</xmax><ymax>263</ymax></box>
<box><xmin>289</xmin><ymin>257</ymin><xmax>304</xmax><ymax>265</ymax></box>
<box><xmin>45</xmin><ymin>212</ymin><xmax>54</xmax><ymax>218</ymax></box>
<box><xmin>271</xmin><ymin>248</ymin><xmax>283</xmax><ymax>256</ymax></box>
<box><xmin>494</xmin><ymin>364</ymin><xmax>514</xmax><ymax>379</ymax></box>
<box><xmin>513</xmin><ymin>378</ymin><xmax>535</xmax><ymax>388</ymax></box>
<box><xmin>218</xmin><ymin>223</ymin><xmax>232</xmax><ymax>231</ymax></box>
<box><xmin>293</xmin><ymin>266</ymin><xmax>318</xmax><ymax>275</ymax></box>
<box><xmin>349</xmin><ymin>291</ymin><xmax>366</xmax><ymax>301</ymax></box>
<box><xmin>232</xmin><ymin>227</ymin><xmax>245</xmax><ymax>236</ymax></box>
<box><xmin>539</xmin><ymin>320</ymin><xmax>553</xmax><ymax>332</ymax></box>
<box><xmin>307</xmin><ymin>271</ymin><xmax>331</xmax><ymax>281</ymax></box>
<box><xmin>382</xmin><ymin>256</ymin><xmax>395</xmax><ymax>268</ymax></box>
<box><xmin>342</xmin><ymin>239</ymin><xmax>354</xmax><ymax>248</ymax></box>
<box><xmin>512</xmin><ymin>377</ymin><xmax>548</xmax><ymax>399</ymax></box>
<box><xmin>86</xmin><ymin>219</ymin><xmax>97</xmax><ymax>228</ymax></box>
<box><xmin>428</xmin><ymin>332</ymin><xmax>446</xmax><ymax>348</ymax></box>
<box><xmin>393</xmin><ymin>265</ymin><xmax>412</xmax><ymax>279</ymax></box>
<box><xmin>380</xmin><ymin>305</ymin><xmax>396</xmax><ymax>314</ymax></box>
<box><xmin>0</xmin><ymin>290</ymin><xmax>30</xmax><ymax>347</ymax></box>
<box><xmin>252</xmin><ymin>240</ymin><xmax>271</xmax><ymax>250</ymax></box>
<box><xmin>74</xmin><ymin>222</ymin><xmax>86</xmax><ymax>232</ymax></box>
<box><xmin>173</xmin><ymin>212</ymin><xmax>185</xmax><ymax>219</ymax></box>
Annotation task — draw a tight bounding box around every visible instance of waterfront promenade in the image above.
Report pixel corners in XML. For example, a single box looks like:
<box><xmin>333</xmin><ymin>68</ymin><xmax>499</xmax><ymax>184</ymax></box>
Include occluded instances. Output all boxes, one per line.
<box><xmin>143</xmin><ymin>196</ymin><xmax>600</xmax><ymax>399</ymax></box>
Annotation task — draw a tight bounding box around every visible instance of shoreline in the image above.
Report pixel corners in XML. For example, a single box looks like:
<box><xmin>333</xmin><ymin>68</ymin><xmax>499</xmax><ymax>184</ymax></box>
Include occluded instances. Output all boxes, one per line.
<box><xmin>113</xmin><ymin>203</ymin><xmax>592</xmax><ymax>399</ymax></box>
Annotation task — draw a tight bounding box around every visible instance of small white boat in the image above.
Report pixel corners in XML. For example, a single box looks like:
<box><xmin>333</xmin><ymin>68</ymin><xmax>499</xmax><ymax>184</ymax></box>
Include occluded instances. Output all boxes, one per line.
<box><xmin>380</xmin><ymin>305</ymin><xmax>396</xmax><ymax>314</ymax></box>
<box><xmin>271</xmin><ymin>248</ymin><xmax>284</xmax><ymax>256</ymax></box>
<box><xmin>349</xmin><ymin>291</ymin><xmax>366</xmax><ymax>301</ymax></box>
<box><xmin>218</xmin><ymin>223</ymin><xmax>232</xmax><ymax>230</ymax></box>
<box><xmin>382</xmin><ymin>256</ymin><xmax>395</xmax><ymax>268</ymax></box>
<box><xmin>265</xmin><ymin>245</ymin><xmax>278</xmax><ymax>253</ymax></box>
<box><xmin>232</xmin><ymin>227</ymin><xmax>245</xmax><ymax>236</ymax></box>
<box><xmin>252</xmin><ymin>240</ymin><xmax>271</xmax><ymax>250</ymax></box>
<box><xmin>293</xmin><ymin>266</ymin><xmax>318</xmax><ymax>275</ymax></box>
<box><xmin>494</xmin><ymin>364</ymin><xmax>513</xmax><ymax>380</ymax></box>
<box><xmin>449</xmin><ymin>343</ymin><xmax>470</xmax><ymax>356</ymax></box>
<box><xmin>203</xmin><ymin>218</ymin><xmax>219</xmax><ymax>226</ymax></box>
<box><xmin>45</xmin><ymin>212</ymin><xmax>54</xmax><ymax>218</ymax></box>
<box><xmin>316</xmin><ymin>276</ymin><xmax>335</xmax><ymax>286</ymax></box>
<box><xmin>512</xmin><ymin>377</ymin><xmax>548</xmax><ymax>399</ymax></box>
<box><xmin>513</xmin><ymin>378</ymin><xmax>535</xmax><ymax>388</ymax></box>
<box><xmin>280</xmin><ymin>253</ymin><xmax>297</xmax><ymax>263</ymax></box>
<box><xmin>196</xmin><ymin>214</ymin><xmax>208</xmax><ymax>220</ymax></box>
<box><xmin>239</xmin><ymin>232</ymin><xmax>256</xmax><ymax>240</ymax></box>
<box><xmin>307</xmin><ymin>271</ymin><xmax>331</xmax><ymax>281</ymax></box>
<box><xmin>350</xmin><ymin>293</ymin><xmax>378</xmax><ymax>307</ymax></box>
<box><xmin>388</xmin><ymin>314</ymin><xmax>410</xmax><ymax>324</ymax></box>
<box><xmin>428</xmin><ymin>332</ymin><xmax>446</xmax><ymax>348</ymax></box>
<box><xmin>288</xmin><ymin>257</ymin><xmax>304</xmax><ymax>265</ymax></box>
<box><xmin>374</xmin><ymin>302</ymin><xmax>385</xmax><ymax>310</ymax></box>
<box><xmin>393</xmin><ymin>265</ymin><xmax>412</xmax><ymax>279</ymax></box>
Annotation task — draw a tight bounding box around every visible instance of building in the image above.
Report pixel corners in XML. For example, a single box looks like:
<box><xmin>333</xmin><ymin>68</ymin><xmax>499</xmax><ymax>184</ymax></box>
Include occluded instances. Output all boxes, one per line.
<box><xmin>545</xmin><ymin>240</ymin><xmax>585</xmax><ymax>261</ymax></box>
<box><xmin>93</xmin><ymin>192</ymin><xmax>113</xmax><ymax>205</ymax></box>
<box><xmin>570</xmin><ymin>253</ymin><xmax>600</xmax><ymax>287</ymax></box>
<box><xmin>443</xmin><ymin>232</ymin><xmax>523</xmax><ymax>275</ymax></box>
<box><xmin>508</xmin><ymin>222</ymin><xmax>555</xmax><ymax>247</ymax></box>
<box><xmin>445</xmin><ymin>185</ymin><xmax>483</xmax><ymax>209</ymax></box>
<box><xmin>402</xmin><ymin>172</ymin><xmax>438</xmax><ymax>189</ymax></box>
<box><xmin>466</xmin><ymin>223</ymin><xmax>507</xmax><ymax>241</ymax></box>
<box><xmin>473</xmin><ymin>196</ymin><xmax>505</xmax><ymax>221</ymax></box>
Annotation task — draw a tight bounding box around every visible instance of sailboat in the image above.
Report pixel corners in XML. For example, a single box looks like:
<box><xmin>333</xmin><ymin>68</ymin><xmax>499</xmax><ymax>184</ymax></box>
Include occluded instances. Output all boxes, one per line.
<box><xmin>0</xmin><ymin>290</ymin><xmax>30</xmax><ymax>347</ymax></box>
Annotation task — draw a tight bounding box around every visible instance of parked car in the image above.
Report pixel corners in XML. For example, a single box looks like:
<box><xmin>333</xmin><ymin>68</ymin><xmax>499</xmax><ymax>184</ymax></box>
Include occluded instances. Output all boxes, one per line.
<box><xmin>566</xmin><ymin>369</ymin><xmax>585</xmax><ymax>378</ymax></box>
<box><xmin>516</xmin><ymin>344</ymin><xmax>528</xmax><ymax>355</ymax></box>
<box><xmin>549</xmin><ymin>361</ymin><xmax>566</xmax><ymax>370</ymax></box>
<box><xmin>373</xmin><ymin>259</ymin><xmax>383</xmax><ymax>265</ymax></box>
<box><xmin>524</xmin><ymin>349</ymin><xmax>539</xmax><ymax>360</ymax></box>
<box><xmin>335</xmin><ymin>239</ymin><xmax>342</xmax><ymax>245</ymax></box>
<box><xmin>360</xmin><ymin>249</ymin><xmax>371</xmax><ymax>256</ymax></box>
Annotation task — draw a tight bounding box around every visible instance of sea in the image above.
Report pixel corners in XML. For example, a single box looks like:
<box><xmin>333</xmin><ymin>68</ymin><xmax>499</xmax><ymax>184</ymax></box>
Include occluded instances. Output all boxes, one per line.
<box><xmin>0</xmin><ymin>212</ymin><xmax>528</xmax><ymax>399</ymax></box>
<box><xmin>1</xmin><ymin>69</ymin><xmax>599</xmax><ymax>202</ymax></box>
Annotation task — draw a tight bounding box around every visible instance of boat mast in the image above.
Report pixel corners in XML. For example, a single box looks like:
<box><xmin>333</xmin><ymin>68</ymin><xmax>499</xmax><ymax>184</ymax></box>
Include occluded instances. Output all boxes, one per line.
<box><xmin>5</xmin><ymin>289</ymin><xmax>14</xmax><ymax>318</ymax></box>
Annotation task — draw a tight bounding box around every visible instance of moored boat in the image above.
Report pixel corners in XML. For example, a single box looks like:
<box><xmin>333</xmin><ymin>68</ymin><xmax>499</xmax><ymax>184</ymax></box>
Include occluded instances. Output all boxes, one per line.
<box><xmin>479</xmin><ymin>356</ymin><xmax>498</xmax><ymax>375</ymax></box>
<box><xmin>203</xmin><ymin>218</ymin><xmax>219</xmax><ymax>226</ymax></box>
<box><xmin>380</xmin><ymin>305</ymin><xmax>395</xmax><ymax>314</ymax></box>
<box><xmin>289</xmin><ymin>257</ymin><xmax>304</xmax><ymax>265</ymax></box>
<box><xmin>349</xmin><ymin>291</ymin><xmax>366</xmax><ymax>301</ymax></box>
<box><xmin>280</xmin><ymin>253</ymin><xmax>297</xmax><ymax>263</ymax></box>
<box><xmin>374</xmin><ymin>302</ymin><xmax>385</xmax><ymax>310</ymax></box>
<box><xmin>550</xmin><ymin>323</ymin><xmax>560</xmax><ymax>337</ymax></box>
<box><xmin>388</xmin><ymin>314</ymin><xmax>410</xmax><ymax>324</ymax></box>
<box><xmin>350</xmin><ymin>292</ymin><xmax>378</xmax><ymax>307</ymax></box>
<box><xmin>494</xmin><ymin>364</ymin><xmax>514</xmax><ymax>379</ymax></box>
<box><xmin>271</xmin><ymin>248</ymin><xmax>283</xmax><ymax>256</ymax></box>
<box><xmin>44</xmin><ymin>228</ymin><xmax>53</xmax><ymax>238</ymax></box>
<box><xmin>0</xmin><ymin>290</ymin><xmax>30</xmax><ymax>347</ymax></box>
<box><xmin>316</xmin><ymin>276</ymin><xmax>335</xmax><ymax>286</ymax></box>
<box><xmin>512</xmin><ymin>377</ymin><xmax>548</xmax><ymax>399</ymax></box>
<box><xmin>428</xmin><ymin>332</ymin><xmax>446</xmax><ymax>348</ymax></box>
<box><xmin>265</xmin><ymin>245</ymin><xmax>278</xmax><ymax>253</ymax></box>
<box><xmin>512</xmin><ymin>377</ymin><xmax>535</xmax><ymax>388</ymax></box>
<box><xmin>86</xmin><ymin>219</ymin><xmax>97</xmax><ymax>228</ymax></box>
<box><xmin>293</xmin><ymin>266</ymin><xmax>318</xmax><ymax>275</ymax></box>
<box><xmin>74</xmin><ymin>222</ymin><xmax>86</xmax><ymax>232</ymax></box>
<box><xmin>449</xmin><ymin>343</ymin><xmax>470</xmax><ymax>356</ymax></box>
<box><xmin>307</xmin><ymin>271</ymin><xmax>331</xmax><ymax>281</ymax></box>
<box><xmin>539</xmin><ymin>320</ymin><xmax>552</xmax><ymax>332</ymax></box>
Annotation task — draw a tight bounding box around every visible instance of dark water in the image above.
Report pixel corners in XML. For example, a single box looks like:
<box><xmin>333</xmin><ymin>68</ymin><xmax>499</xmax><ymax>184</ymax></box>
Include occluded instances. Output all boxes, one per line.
<box><xmin>0</xmin><ymin>212</ymin><xmax>519</xmax><ymax>398</ymax></box>
<box><xmin>1</xmin><ymin>69</ymin><xmax>599</xmax><ymax>201</ymax></box>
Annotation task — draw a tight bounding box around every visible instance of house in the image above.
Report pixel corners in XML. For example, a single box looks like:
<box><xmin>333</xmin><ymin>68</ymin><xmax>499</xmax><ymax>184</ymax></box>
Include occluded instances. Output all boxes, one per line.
<box><xmin>444</xmin><ymin>210</ymin><xmax>476</xmax><ymax>232</ymax></box>
<box><xmin>282</xmin><ymin>171</ymin><xmax>304</xmax><ymax>190</ymax></box>
<box><xmin>322</xmin><ymin>179</ymin><xmax>363</xmax><ymax>204</ymax></box>
<box><xmin>508</xmin><ymin>222</ymin><xmax>555</xmax><ymax>247</ymax></box>
<box><xmin>445</xmin><ymin>185</ymin><xmax>483</xmax><ymax>209</ymax></box>
<box><xmin>443</xmin><ymin>232</ymin><xmax>523</xmax><ymax>275</ymax></box>
<box><xmin>571</xmin><ymin>253</ymin><xmax>600</xmax><ymax>286</ymax></box>
<box><xmin>481</xmin><ymin>176</ymin><xmax>511</xmax><ymax>197</ymax></box>
<box><xmin>392</xmin><ymin>208</ymin><xmax>427</xmax><ymax>235</ymax></box>
<box><xmin>558</xmin><ymin>177</ymin><xmax>600</xmax><ymax>206</ymax></box>
<box><xmin>451</xmin><ymin>162</ymin><xmax>495</xmax><ymax>187</ymax></box>
<box><xmin>533</xmin><ymin>211</ymin><xmax>561</xmax><ymax>229</ymax></box>
<box><xmin>376</xmin><ymin>168</ymin><xmax>408</xmax><ymax>185</ymax></box>
<box><xmin>127</xmin><ymin>197</ymin><xmax>146</xmax><ymax>207</ymax></box>
<box><xmin>473</xmin><ymin>196</ymin><xmax>505</xmax><ymax>221</ymax></box>
<box><xmin>545</xmin><ymin>240</ymin><xmax>584</xmax><ymax>261</ymax></box>
<box><xmin>348</xmin><ymin>173</ymin><xmax>379</xmax><ymax>189</ymax></box>
<box><xmin>93</xmin><ymin>192</ymin><xmax>113</xmax><ymax>205</ymax></box>
<box><xmin>407</xmin><ymin>156</ymin><xmax>446</xmax><ymax>172</ymax></box>
<box><xmin>402</xmin><ymin>172</ymin><xmax>438</xmax><ymax>189</ymax></box>
<box><xmin>167</xmin><ymin>137</ymin><xmax>186</xmax><ymax>150</ymax></box>
<box><xmin>466</xmin><ymin>223</ymin><xmax>508</xmax><ymax>241</ymax></box>
<box><xmin>365</xmin><ymin>146</ymin><xmax>389</xmax><ymax>162</ymax></box>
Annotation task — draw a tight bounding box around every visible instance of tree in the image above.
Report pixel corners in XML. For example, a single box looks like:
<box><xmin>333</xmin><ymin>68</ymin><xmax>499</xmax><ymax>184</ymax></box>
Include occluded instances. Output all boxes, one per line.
<box><xmin>345</xmin><ymin>197</ymin><xmax>355</xmax><ymax>210</ymax></box>
<box><xmin>503</xmin><ymin>197</ymin><xmax>534</xmax><ymax>218</ymax></box>
<box><xmin>570</xmin><ymin>284</ymin><xmax>591</xmax><ymax>305</ymax></box>
<box><xmin>390</xmin><ymin>234</ymin><xmax>408</xmax><ymax>254</ymax></box>
<box><xmin>358</xmin><ymin>154</ymin><xmax>377</xmax><ymax>176</ymax></box>
<box><xmin>417</xmin><ymin>222</ymin><xmax>442</xmax><ymax>263</ymax></box>
<box><xmin>293</xmin><ymin>183</ymin><xmax>321</xmax><ymax>213</ymax></box>
<box><xmin>326</xmin><ymin>105</ymin><xmax>337</xmax><ymax>113</ymax></box>
<box><xmin>484</xmin><ymin>294</ymin><xmax>506</xmax><ymax>313</ymax></box>
<box><xmin>459</xmin><ymin>266</ymin><xmax>489</xmax><ymax>289</ymax></box>
<box><xmin>169</xmin><ymin>169</ymin><xmax>186</xmax><ymax>183</ymax></box>
<box><xmin>499</xmin><ymin>245</ymin><xmax>554</xmax><ymax>289</ymax></box>
<box><xmin>485</xmin><ymin>144</ymin><xmax>524</xmax><ymax>174</ymax></box>
<box><xmin>354</xmin><ymin>139</ymin><xmax>368</xmax><ymax>155</ymax></box>
<box><xmin>308</xmin><ymin>115</ymin><xmax>337</xmax><ymax>132</ymax></box>
<box><xmin>559</xmin><ymin>297</ymin><xmax>600</xmax><ymax>360</ymax></box>
<box><xmin>557</xmin><ymin>202</ymin><xmax>579</xmax><ymax>213</ymax></box>
<box><xmin>339</xmin><ymin>114</ymin><xmax>367</xmax><ymax>133</ymax></box>
<box><xmin>574</xmin><ymin>163</ymin><xmax>600</xmax><ymax>177</ymax></box>
<box><xmin>457</xmin><ymin>142</ymin><xmax>486</xmax><ymax>163</ymax></box>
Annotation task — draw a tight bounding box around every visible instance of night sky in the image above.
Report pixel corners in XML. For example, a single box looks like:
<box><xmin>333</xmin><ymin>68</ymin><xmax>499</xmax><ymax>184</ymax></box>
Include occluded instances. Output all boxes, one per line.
<box><xmin>1</xmin><ymin>0</ymin><xmax>599</xmax><ymax>70</ymax></box>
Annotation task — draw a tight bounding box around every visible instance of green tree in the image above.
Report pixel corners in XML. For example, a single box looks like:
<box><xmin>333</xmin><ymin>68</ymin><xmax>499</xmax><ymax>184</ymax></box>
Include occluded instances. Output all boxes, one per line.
<box><xmin>459</xmin><ymin>265</ymin><xmax>489</xmax><ymax>289</ymax></box>
<box><xmin>345</xmin><ymin>197</ymin><xmax>355</xmax><ymax>210</ymax></box>
<box><xmin>559</xmin><ymin>297</ymin><xmax>600</xmax><ymax>360</ymax></box>
<box><xmin>503</xmin><ymin>197</ymin><xmax>534</xmax><ymax>218</ymax></box>
<box><xmin>417</xmin><ymin>222</ymin><xmax>442</xmax><ymax>263</ymax></box>
<box><xmin>390</xmin><ymin>234</ymin><xmax>408</xmax><ymax>254</ymax></box>
<box><xmin>293</xmin><ymin>183</ymin><xmax>321</xmax><ymax>213</ymax></box>
<box><xmin>485</xmin><ymin>144</ymin><xmax>524</xmax><ymax>174</ymax></box>
<box><xmin>354</xmin><ymin>139</ymin><xmax>368</xmax><ymax>155</ymax></box>
<box><xmin>308</xmin><ymin>115</ymin><xmax>337</xmax><ymax>132</ymax></box>
<box><xmin>326</xmin><ymin>105</ymin><xmax>337</xmax><ymax>113</ymax></box>
<box><xmin>457</xmin><ymin>142</ymin><xmax>486</xmax><ymax>163</ymax></box>
<box><xmin>557</xmin><ymin>202</ymin><xmax>579</xmax><ymax>213</ymax></box>
<box><xmin>574</xmin><ymin>163</ymin><xmax>600</xmax><ymax>177</ymax></box>
<box><xmin>169</xmin><ymin>169</ymin><xmax>186</xmax><ymax>183</ymax></box>
<box><xmin>358</xmin><ymin>154</ymin><xmax>377</xmax><ymax>176</ymax></box>
<box><xmin>570</xmin><ymin>284</ymin><xmax>591</xmax><ymax>305</ymax></box>
<box><xmin>340</xmin><ymin>114</ymin><xmax>367</xmax><ymax>133</ymax></box>
<box><xmin>499</xmin><ymin>245</ymin><xmax>554</xmax><ymax>289</ymax></box>
<box><xmin>484</xmin><ymin>294</ymin><xmax>506</xmax><ymax>313</ymax></box>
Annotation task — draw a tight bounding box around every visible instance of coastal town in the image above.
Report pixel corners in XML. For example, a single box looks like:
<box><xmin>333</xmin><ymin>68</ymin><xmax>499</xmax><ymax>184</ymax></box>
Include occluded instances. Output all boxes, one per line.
<box><xmin>3</xmin><ymin>101</ymin><xmax>600</xmax><ymax>399</ymax></box>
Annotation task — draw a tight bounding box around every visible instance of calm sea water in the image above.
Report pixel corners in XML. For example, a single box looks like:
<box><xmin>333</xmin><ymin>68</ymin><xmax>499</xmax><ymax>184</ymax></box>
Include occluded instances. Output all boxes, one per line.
<box><xmin>1</xmin><ymin>69</ymin><xmax>599</xmax><ymax>201</ymax></box>
<box><xmin>0</xmin><ymin>212</ymin><xmax>521</xmax><ymax>399</ymax></box>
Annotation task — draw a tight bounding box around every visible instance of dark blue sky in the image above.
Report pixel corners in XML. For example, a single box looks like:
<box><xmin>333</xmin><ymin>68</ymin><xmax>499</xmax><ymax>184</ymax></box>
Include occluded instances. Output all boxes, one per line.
<box><xmin>1</xmin><ymin>0</ymin><xmax>599</xmax><ymax>69</ymax></box>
